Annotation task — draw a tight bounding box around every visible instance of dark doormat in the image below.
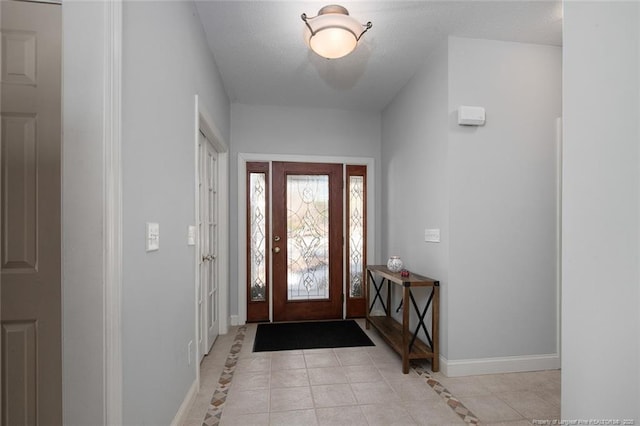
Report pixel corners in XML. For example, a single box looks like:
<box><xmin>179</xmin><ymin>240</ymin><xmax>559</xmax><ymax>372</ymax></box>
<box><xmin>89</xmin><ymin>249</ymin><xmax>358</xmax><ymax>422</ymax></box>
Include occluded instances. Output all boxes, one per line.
<box><xmin>253</xmin><ymin>320</ymin><xmax>375</xmax><ymax>352</ymax></box>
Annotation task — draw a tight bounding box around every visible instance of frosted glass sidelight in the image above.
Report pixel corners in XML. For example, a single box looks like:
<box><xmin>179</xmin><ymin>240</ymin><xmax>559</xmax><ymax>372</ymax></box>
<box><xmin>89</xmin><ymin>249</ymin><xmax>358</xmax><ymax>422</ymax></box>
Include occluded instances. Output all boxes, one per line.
<box><xmin>349</xmin><ymin>176</ymin><xmax>364</xmax><ymax>298</ymax></box>
<box><xmin>249</xmin><ymin>173</ymin><xmax>267</xmax><ymax>302</ymax></box>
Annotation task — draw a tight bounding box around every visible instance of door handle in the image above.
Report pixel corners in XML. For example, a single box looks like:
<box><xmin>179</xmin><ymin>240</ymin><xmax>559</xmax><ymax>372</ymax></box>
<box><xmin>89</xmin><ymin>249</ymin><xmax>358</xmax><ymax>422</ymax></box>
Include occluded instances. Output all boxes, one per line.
<box><xmin>273</xmin><ymin>247</ymin><xmax>281</xmax><ymax>254</ymax></box>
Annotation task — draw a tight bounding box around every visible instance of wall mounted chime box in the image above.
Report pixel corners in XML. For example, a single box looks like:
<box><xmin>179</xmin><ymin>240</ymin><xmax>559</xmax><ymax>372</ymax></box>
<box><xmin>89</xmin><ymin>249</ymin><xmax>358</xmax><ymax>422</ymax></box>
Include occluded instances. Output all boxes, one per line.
<box><xmin>458</xmin><ymin>105</ymin><xmax>486</xmax><ymax>126</ymax></box>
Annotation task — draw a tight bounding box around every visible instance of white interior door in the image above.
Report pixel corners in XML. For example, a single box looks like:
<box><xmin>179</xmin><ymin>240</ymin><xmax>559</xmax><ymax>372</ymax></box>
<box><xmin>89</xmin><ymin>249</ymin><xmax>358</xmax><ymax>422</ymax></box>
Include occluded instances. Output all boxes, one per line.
<box><xmin>1</xmin><ymin>1</ymin><xmax>62</xmax><ymax>424</ymax></box>
<box><xmin>198</xmin><ymin>131</ymin><xmax>219</xmax><ymax>360</ymax></box>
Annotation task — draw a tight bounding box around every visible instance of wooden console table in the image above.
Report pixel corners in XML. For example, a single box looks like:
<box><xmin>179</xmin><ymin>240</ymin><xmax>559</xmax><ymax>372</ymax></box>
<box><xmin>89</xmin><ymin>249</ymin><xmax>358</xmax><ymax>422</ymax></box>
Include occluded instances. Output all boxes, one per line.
<box><xmin>365</xmin><ymin>265</ymin><xmax>440</xmax><ymax>373</ymax></box>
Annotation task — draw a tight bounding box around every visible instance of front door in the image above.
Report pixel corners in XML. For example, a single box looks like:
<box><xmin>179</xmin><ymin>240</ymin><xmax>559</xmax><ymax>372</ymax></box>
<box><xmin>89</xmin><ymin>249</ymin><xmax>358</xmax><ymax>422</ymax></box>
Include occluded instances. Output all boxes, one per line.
<box><xmin>1</xmin><ymin>1</ymin><xmax>62</xmax><ymax>424</ymax></box>
<box><xmin>272</xmin><ymin>162</ymin><xmax>343</xmax><ymax>321</ymax></box>
<box><xmin>198</xmin><ymin>131</ymin><xmax>219</xmax><ymax>359</ymax></box>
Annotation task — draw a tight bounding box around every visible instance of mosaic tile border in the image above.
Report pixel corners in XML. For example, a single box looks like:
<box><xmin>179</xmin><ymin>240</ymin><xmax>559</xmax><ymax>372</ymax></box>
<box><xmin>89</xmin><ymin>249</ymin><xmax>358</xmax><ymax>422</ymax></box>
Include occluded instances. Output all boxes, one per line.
<box><xmin>199</xmin><ymin>325</ymin><xmax>478</xmax><ymax>425</ymax></box>
<box><xmin>201</xmin><ymin>325</ymin><xmax>247</xmax><ymax>426</ymax></box>
<box><xmin>412</xmin><ymin>363</ymin><xmax>480</xmax><ymax>425</ymax></box>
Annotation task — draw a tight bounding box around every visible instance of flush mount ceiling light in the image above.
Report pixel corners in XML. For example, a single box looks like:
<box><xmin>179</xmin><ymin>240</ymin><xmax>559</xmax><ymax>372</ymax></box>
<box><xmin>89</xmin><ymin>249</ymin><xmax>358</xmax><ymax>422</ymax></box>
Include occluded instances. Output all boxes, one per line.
<box><xmin>301</xmin><ymin>4</ymin><xmax>372</xmax><ymax>59</ymax></box>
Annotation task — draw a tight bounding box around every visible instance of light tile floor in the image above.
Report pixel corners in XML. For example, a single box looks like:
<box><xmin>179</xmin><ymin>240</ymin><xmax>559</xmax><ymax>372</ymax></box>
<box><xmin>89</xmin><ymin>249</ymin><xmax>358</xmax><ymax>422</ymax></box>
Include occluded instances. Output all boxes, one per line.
<box><xmin>183</xmin><ymin>321</ymin><xmax>560</xmax><ymax>426</ymax></box>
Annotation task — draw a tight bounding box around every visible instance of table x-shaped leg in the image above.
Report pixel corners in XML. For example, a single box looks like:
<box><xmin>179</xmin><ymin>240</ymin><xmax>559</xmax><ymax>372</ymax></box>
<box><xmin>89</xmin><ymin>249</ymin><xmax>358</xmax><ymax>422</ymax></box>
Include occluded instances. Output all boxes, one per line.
<box><xmin>408</xmin><ymin>287</ymin><xmax>435</xmax><ymax>351</ymax></box>
<box><xmin>367</xmin><ymin>269</ymin><xmax>388</xmax><ymax>314</ymax></box>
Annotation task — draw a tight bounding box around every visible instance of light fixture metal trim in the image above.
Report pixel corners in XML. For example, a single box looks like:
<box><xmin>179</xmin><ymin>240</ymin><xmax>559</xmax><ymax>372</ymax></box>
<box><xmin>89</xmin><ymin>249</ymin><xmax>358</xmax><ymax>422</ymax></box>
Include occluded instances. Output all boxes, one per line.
<box><xmin>301</xmin><ymin>4</ymin><xmax>373</xmax><ymax>59</ymax></box>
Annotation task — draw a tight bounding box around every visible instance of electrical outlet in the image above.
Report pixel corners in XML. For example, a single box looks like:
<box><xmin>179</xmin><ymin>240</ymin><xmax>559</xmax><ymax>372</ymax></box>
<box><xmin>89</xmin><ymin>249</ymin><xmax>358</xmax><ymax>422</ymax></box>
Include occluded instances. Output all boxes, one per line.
<box><xmin>188</xmin><ymin>340</ymin><xmax>192</xmax><ymax>365</ymax></box>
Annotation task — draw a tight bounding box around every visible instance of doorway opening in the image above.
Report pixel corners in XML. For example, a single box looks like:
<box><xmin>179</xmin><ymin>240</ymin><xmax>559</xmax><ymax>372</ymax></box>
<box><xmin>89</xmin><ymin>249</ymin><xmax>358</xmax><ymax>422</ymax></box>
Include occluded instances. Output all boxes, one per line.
<box><xmin>242</xmin><ymin>158</ymin><xmax>371</xmax><ymax>323</ymax></box>
<box><xmin>197</xmin><ymin>130</ymin><xmax>220</xmax><ymax>359</ymax></box>
<box><xmin>194</xmin><ymin>97</ymin><xmax>229</xmax><ymax>370</ymax></box>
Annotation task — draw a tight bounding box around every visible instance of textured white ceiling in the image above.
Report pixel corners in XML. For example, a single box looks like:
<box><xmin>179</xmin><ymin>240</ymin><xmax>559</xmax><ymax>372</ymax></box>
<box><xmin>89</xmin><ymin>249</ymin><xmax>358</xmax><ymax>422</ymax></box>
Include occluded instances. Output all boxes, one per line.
<box><xmin>195</xmin><ymin>1</ymin><xmax>562</xmax><ymax>112</ymax></box>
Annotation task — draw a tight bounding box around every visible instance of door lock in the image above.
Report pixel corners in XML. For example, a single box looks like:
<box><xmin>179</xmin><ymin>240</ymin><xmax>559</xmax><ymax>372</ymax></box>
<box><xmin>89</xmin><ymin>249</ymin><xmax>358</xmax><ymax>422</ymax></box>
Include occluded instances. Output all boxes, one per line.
<box><xmin>273</xmin><ymin>247</ymin><xmax>281</xmax><ymax>253</ymax></box>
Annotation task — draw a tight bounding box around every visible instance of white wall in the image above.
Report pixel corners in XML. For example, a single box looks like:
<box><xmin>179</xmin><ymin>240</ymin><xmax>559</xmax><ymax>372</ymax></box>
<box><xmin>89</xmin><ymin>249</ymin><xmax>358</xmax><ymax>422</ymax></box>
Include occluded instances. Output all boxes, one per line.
<box><xmin>62</xmin><ymin>2</ymin><xmax>107</xmax><ymax>423</ymax></box>
<box><xmin>448</xmin><ymin>37</ymin><xmax>561</xmax><ymax>361</ymax></box>
<box><xmin>381</xmin><ymin>37</ymin><xmax>561</xmax><ymax>373</ymax></box>
<box><xmin>381</xmin><ymin>41</ymin><xmax>450</xmax><ymax>356</ymax></box>
<box><xmin>229</xmin><ymin>103</ymin><xmax>382</xmax><ymax>319</ymax></box>
<box><xmin>121</xmin><ymin>2</ymin><xmax>229</xmax><ymax>424</ymax></box>
<box><xmin>562</xmin><ymin>1</ymin><xmax>640</xmax><ymax>418</ymax></box>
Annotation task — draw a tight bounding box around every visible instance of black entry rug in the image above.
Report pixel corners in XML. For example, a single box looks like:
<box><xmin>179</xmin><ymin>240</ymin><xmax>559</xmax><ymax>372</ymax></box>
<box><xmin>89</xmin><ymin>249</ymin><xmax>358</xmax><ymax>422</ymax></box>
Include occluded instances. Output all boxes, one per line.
<box><xmin>253</xmin><ymin>320</ymin><xmax>375</xmax><ymax>352</ymax></box>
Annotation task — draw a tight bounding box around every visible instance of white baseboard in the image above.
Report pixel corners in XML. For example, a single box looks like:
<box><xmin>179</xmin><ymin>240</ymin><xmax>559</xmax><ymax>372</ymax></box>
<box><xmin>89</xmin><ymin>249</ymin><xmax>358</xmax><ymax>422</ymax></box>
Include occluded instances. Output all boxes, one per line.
<box><xmin>170</xmin><ymin>379</ymin><xmax>198</xmax><ymax>426</ymax></box>
<box><xmin>439</xmin><ymin>353</ymin><xmax>560</xmax><ymax>377</ymax></box>
<box><xmin>230</xmin><ymin>315</ymin><xmax>240</xmax><ymax>326</ymax></box>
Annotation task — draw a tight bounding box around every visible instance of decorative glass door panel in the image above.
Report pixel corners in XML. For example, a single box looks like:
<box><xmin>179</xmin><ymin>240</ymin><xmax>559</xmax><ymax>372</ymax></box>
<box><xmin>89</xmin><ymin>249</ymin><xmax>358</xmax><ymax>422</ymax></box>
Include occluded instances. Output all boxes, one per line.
<box><xmin>348</xmin><ymin>175</ymin><xmax>364</xmax><ymax>298</ymax></box>
<box><xmin>345</xmin><ymin>165</ymin><xmax>367</xmax><ymax>317</ymax></box>
<box><xmin>287</xmin><ymin>174</ymin><xmax>330</xmax><ymax>301</ymax></box>
<box><xmin>250</xmin><ymin>173</ymin><xmax>267</xmax><ymax>302</ymax></box>
<box><xmin>272</xmin><ymin>162</ymin><xmax>343</xmax><ymax>321</ymax></box>
<box><xmin>246</xmin><ymin>162</ymin><xmax>269</xmax><ymax>322</ymax></box>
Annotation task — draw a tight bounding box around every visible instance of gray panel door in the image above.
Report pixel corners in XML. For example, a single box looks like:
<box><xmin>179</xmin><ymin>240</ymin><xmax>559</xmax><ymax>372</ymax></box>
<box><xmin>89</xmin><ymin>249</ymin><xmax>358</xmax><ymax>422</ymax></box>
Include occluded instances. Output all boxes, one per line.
<box><xmin>1</xmin><ymin>1</ymin><xmax>62</xmax><ymax>424</ymax></box>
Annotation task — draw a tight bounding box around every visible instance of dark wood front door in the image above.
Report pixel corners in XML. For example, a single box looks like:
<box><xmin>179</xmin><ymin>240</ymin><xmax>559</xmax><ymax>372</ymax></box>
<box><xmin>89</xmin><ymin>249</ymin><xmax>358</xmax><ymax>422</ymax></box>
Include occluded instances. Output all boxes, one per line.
<box><xmin>272</xmin><ymin>162</ymin><xmax>343</xmax><ymax>321</ymax></box>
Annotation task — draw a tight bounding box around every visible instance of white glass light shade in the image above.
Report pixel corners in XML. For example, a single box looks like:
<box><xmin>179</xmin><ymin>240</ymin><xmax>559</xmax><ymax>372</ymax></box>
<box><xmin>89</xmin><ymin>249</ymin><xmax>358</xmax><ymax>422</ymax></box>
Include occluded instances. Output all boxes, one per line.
<box><xmin>303</xmin><ymin>12</ymin><xmax>364</xmax><ymax>59</ymax></box>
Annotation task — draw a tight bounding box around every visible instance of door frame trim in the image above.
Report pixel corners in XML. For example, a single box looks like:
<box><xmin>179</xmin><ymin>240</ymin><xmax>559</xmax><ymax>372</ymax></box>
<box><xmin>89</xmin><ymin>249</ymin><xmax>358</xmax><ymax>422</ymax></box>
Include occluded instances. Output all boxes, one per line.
<box><xmin>237</xmin><ymin>153</ymin><xmax>376</xmax><ymax>324</ymax></box>
<box><xmin>104</xmin><ymin>1</ymin><xmax>123</xmax><ymax>424</ymax></box>
<box><xmin>194</xmin><ymin>95</ymin><xmax>229</xmax><ymax>379</ymax></box>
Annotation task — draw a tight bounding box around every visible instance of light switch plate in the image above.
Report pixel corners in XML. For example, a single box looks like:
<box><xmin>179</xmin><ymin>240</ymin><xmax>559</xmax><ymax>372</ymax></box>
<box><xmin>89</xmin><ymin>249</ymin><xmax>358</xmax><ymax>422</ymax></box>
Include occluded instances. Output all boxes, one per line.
<box><xmin>187</xmin><ymin>225</ymin><xmax>196</xmax><ymax>246</ymax></box>
<box><xmin>146</xmin><ymin>222</ymin><xmax>160</xmax><ymax>251</ymax></box>
<box><xmin>425</xmin><ymin>228</ymin><xmax>440</xmax><ymax>243</ymax></box>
